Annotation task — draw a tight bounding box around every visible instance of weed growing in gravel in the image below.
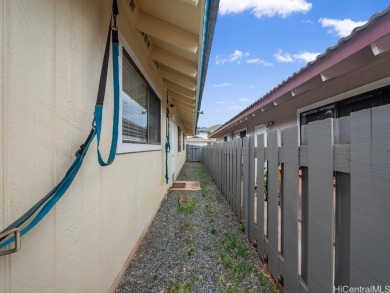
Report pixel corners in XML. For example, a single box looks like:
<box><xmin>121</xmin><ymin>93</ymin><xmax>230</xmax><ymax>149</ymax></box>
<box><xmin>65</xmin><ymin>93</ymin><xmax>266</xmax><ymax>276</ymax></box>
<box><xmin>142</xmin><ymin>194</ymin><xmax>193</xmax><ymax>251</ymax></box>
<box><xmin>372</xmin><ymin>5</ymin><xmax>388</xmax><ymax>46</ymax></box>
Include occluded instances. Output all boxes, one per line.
<box><xmin>219</xmin><ymin>232</ymin><xmax>255</xmax><ymax>286</ymax></box>
<box><xmin>211</xmin><ymin>228</ymin><xmax>218</xmax><ymax>235</ymax></box>
<box><xmin>201</xmin><ymin>188</ymin><xmax>210</xmax><ymax>198</ymax></box>
<box><xmin>178</xmin><ymin>198</ymin><xmax>197</xmax><ymax>214</ymax></box>
<box><xmin>239</xmin><ymin>220</ymin><xmax>245</xmax><ymax>232</ymax></box>
<box><xmin>187</xmin><ymin>247</ymin><xmax>195</xmax><ymax>257</ymax></box>
<box><xmin>224</xmin><ymin>232</ymin><xmax>238</xmax><ymax>250</ymax></box>
<box><xmin>235</xmin><ymin>243</ymin><xmax>250</xmax><ymax>257</ymax></box>
<box><xmin>172</xmin><ymin>282</ymin><xmax>192</xmax><ymax>293</ymax></box>
<box><xmin>181</xmin><ymin>222</ymin><xmax>194</xmax><ymax>231</ymax></box>
<box><xmin>205</xmin><ymin>204</ymin><xmax>217</xmax><ymax>220</ymax></box>
<box><xmin>222</xmin><ymin>286</ymin><xmax>237</xmax><ymax>293</ymax></box>
<box><xmin>258</xmin><ymin>273</ymin><xmax>267</xmax><ymax>286</ymax></box>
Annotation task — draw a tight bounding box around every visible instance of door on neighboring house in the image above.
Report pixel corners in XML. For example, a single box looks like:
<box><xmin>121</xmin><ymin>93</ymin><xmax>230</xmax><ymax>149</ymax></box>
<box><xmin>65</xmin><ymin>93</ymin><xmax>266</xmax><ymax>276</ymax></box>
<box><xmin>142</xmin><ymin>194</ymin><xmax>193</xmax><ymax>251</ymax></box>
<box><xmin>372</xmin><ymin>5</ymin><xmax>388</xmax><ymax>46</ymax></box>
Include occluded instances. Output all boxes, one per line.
<box><xmin>171</xmin><ymin>123</ymin><xmax>176</xmax><ymax>181</ymax></box>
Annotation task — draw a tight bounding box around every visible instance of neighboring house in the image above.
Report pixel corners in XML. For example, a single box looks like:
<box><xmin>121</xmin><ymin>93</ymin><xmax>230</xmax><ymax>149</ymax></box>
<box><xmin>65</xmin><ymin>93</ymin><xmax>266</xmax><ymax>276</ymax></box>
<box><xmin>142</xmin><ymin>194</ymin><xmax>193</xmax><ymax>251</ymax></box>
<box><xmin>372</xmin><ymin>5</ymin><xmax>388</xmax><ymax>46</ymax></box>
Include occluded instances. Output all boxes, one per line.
<box><xmin>0</xmin><ymin>0</ymin><xmax>219</xmax><ymax>292</ymax></box>
<box><xmin>187</xmin><ymin>135</ymin><xmax>216</xmax><ymax>146</ymax></box>
<box><xmin>193</xmin><ymin>124</ymin><xmax>221</xmax><ymax>139</ymax></box>
<box><xmin>211</xmin><ymin>6</ymin><xmax>390</xmax><ymax>142</ymax></box>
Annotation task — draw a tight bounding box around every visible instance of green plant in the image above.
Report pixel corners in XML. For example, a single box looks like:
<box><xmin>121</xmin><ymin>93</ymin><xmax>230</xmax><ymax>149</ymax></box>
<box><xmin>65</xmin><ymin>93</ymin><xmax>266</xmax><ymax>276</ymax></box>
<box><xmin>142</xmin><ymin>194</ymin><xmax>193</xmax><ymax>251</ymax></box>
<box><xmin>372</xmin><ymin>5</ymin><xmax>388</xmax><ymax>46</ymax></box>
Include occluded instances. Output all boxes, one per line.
<box><xmin>177</xmin><ymin>198</ymin><xmax>197</xmax><ymax>214</ymax></box>
<box><xmin>224</xmin><ymin>232</ymin><xmax>238</xmax><ymax>250</ymax></box>
<box><xmin>222</xmin><ymin>286</ymin><xmax>237</xmax><ymax>293</ymax></box>
<box><xmin>187</xmin><ymin>247</ymin><xmax>194</xmax><ymax>257</ymax></box>
<box><xmin>222</xmin><ymin>254</ymin><xmax>234</xmax><ymax>268</ymax></box>
<box><xmin>172</xmin><ymin>282</ymin><xmax>192</xmax><ymax>293</ymax></box>
<box><xmin>211</xmin><ymin>228</ymin><xmax>218</xmax><ymax>235</ymax></box>
<box><xmin>181</xmin><ymin>222</ymin><xmax>194</xmax><ymax>231</ymax></box>
<box><xmin>235</xmin><ymin>243</ymin><xmax>249</xmax><ymax>257</ymax></box>
<box><xmin>258</xmin><ymin>273</ymin><xmax>268</xmax><ymax>286</ymax></box>
<box><xmin>239</xmin><ymin>221</ymin><xmax>245</xmax><ymax>232</ymax></box>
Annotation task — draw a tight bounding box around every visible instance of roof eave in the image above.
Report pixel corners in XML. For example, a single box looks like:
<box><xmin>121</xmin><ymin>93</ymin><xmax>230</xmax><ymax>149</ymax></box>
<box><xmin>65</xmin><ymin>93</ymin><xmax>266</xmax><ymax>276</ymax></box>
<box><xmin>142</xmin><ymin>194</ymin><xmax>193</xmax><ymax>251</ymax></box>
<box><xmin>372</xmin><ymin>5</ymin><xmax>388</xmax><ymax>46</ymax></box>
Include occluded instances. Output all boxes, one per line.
<box><xmin>195</xmin><ymin>0</ymin><xmax>220</xmax><ymax>134</ymax></box>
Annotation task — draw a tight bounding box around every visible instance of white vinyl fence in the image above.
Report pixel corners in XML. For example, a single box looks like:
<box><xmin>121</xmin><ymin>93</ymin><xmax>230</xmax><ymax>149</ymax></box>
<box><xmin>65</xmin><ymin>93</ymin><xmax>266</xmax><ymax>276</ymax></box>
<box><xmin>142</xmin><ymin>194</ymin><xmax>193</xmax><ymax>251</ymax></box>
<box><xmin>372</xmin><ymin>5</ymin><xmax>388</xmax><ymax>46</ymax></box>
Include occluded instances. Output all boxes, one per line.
<box><xmin>201</xmin><ymin>104</ymin><xmax>390</xmax><ymax>293</ymax></box>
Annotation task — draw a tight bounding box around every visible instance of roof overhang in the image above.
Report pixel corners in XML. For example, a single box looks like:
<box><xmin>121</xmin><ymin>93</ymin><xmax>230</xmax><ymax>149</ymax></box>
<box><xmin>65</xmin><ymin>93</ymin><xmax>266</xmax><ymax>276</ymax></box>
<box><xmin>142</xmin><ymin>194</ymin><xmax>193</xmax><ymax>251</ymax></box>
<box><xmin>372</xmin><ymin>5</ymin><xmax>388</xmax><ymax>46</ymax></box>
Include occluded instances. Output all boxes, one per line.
<box><xmin>211</xmin><ymin>6</ymin><xmax>390</xmax><ymax>138</ymax></box>
<box><xmin>129</xmin><ymin>0</ymin><xmax>219</xmax><ymax>135</ymax></box>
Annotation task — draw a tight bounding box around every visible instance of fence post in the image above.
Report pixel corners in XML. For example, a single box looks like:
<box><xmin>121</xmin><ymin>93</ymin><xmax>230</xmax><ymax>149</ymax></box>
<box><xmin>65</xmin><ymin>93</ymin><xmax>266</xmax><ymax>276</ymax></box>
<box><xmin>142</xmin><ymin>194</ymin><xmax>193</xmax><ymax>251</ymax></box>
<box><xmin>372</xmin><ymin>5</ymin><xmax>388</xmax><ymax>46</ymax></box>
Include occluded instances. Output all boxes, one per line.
<box><xmin>256</xmin><ymin>133</ymin><xmax>265</xmax><ymax>259</ymax></box>
<box><xmin>282</xmin><ymin>126</ymin><xmax>299</xmax><ymax>293</ymax></box>
<box><xmin>248</xmin><ymin>135</ymin><xmax>255</xmax><ymax>243</ymax></box>
<box><xmin>243</xmin><ymin>136</ymin><xmax>250</xmax><ymax>237</ymax></box>
<box><xmin>267</xmin><ymin>130</ymin><xmax>280</xmax><ymax>281</ymax></box>
<box><xmin>307</xmin><ymin>119</ymin><xmax>334</xmax><ymax>293</ymax></box>
<box><xmin>334</xmin><ymin>116</ymin><xmax>351</xmax><ymax>288</ymax></box>
<box><xmin>236</xmin><ymin>139</ymin><xmax>242</xmax><ymax>220</ymax></box>
<box><xmin>350</xmin><ymin>105</ymin><xmax>390</xmax><ymax>286</ymax></box>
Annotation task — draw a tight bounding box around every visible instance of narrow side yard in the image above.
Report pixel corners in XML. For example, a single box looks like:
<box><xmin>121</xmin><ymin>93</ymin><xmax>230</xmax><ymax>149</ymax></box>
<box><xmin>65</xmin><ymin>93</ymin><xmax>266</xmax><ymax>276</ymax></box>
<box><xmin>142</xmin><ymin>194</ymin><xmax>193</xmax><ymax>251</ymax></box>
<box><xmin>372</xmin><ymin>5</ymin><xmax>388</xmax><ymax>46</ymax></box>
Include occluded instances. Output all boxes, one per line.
<box><xmin>116</xmin><ymin>162</ymin><xmax>277</xmax><ymax>293</ymax></box>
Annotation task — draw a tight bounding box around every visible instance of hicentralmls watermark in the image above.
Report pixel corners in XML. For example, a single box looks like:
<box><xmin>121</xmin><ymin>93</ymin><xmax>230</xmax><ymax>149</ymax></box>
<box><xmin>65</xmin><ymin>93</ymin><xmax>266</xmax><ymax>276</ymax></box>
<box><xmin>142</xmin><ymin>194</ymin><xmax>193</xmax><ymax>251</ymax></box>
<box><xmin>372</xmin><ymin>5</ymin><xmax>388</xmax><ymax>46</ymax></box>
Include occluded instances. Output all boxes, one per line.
<box><xmin>334</xmin><ymin>286</ymin><xmax>390</xmax><ymax>293</ymax></box>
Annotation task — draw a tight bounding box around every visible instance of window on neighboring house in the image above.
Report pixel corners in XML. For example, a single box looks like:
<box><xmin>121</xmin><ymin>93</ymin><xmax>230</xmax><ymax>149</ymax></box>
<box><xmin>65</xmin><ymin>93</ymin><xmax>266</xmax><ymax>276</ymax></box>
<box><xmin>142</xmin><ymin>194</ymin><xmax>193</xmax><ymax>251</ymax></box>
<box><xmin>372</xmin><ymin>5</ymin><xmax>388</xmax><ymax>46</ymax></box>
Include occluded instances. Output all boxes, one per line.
<box><xmin>183</xmin><ymin>133</ymin><xmax>186</xmax><ymax>151</ymax></box>
<box><xmin>300</xmin><ymin>85</ymin><xmax>390</xmax><ymax>125</ymax></box>
<box><xmin>178</xmin><ymin>126</ymin><xmax>182</xmax><ymax>152</ymax></box>
<box><xmin>121</xmin><ymin>48</ymin><xmax>161</xmax><ymax>145</ymax></box>
<box><xmin>236</xmin><ymin>130</ymin><xmax>246</xmax><ymax>139</ymax></box>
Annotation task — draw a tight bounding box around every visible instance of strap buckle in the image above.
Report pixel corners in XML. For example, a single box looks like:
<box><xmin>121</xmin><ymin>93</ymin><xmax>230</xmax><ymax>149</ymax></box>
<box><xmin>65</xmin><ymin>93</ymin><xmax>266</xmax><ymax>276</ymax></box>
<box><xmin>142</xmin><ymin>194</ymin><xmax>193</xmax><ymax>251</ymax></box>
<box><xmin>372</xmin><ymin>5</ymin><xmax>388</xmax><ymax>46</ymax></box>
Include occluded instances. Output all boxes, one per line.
<box><xmin>0</xmin><ymin>228</ymin><xmax>21</xmax><ymax>256</ymax></box>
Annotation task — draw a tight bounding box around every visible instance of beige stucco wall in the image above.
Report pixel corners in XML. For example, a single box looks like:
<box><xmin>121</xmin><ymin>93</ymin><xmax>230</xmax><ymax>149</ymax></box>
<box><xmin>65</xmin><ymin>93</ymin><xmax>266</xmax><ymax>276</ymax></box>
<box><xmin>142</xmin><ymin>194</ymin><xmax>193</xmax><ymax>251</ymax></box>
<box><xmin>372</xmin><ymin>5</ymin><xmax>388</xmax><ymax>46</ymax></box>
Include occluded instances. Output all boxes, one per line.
<box><xmin>0</xmin><ymin>0</ymin><xmax>183</xmax><ymax>292</ymax></box>
<box><xmin>175</xmin><ymin>150</ymin><xmax>186</xmax><ymax>177</ymax></box>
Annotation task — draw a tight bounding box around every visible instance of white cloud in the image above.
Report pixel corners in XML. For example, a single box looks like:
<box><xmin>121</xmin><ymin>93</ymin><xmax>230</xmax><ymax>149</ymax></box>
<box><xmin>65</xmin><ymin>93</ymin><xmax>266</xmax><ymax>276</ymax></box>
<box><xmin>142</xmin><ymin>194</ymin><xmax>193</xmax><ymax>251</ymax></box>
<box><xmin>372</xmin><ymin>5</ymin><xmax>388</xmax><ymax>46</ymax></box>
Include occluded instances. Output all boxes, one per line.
<box><xmin>274</xmin><ymin>49</ymin><xmax>294</xmax><ymax>62</ymax></box>
<box><xmin>239</xmin><ymin>98</ymin><xmax>255</xmax><ymax>102</ymax></box>
<box><xmin>246</xmin><ymin>58</ymin><xmax>273</xmax><ymax>66</ymax></box>
<box><xmin>274</xmin><ymin>49</ymin><xmax>319</xmax><ymax>63</ymax></box>
<box><xmin>216</xmin><ymin>50</ymin><xmax>250</xmax><ymax>65</ymax></box>
<box><xmin>215</xmin><ymin>101</ymin><xmax>226</xmax><ymax>104</ymax></box>
<box><xmin>249</xmin><ymin>85</ymin><xmax>256</xmax><ymax>88</ymax></box>
<box><xmin>213</xmin><ymin>82</ymin><xmax>232</xmax><ymax>87</ymax></box>
<box><xmin>219</xmin><ymin>0</ymin><xmax>312</xmax><ymax>18</ymax></box>
<box><xmin>319</xmin><ymin>18</ymin><xmax>367</xmax><ymax>37</ymax></box>
<box><xmin>293</xmin><ymin>51</ymin><xmax>320</xmax><ymax>63</ymax></box>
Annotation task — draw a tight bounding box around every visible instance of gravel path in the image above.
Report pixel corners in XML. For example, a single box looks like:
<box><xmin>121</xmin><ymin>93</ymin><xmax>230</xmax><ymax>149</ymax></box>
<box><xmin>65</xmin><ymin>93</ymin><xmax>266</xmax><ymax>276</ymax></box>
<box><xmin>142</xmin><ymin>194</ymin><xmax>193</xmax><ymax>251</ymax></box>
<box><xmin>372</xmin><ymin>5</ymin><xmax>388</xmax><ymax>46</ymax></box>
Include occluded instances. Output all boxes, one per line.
<box><xmin>116</xmin><ymin>162</ymin><xmax>278</xmax><ymax>293</ymax></box>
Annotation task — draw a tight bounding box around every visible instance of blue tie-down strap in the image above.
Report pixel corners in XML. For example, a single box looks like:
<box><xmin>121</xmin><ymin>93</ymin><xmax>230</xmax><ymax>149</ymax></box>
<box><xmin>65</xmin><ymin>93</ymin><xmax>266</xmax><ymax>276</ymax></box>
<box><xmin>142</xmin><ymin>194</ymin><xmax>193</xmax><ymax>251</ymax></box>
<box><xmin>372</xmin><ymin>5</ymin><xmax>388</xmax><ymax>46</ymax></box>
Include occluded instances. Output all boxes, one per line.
<box><xmin>0</xmin><ymin>128</ymin><xmax>97</xmax><ymax>250</ymax></box>
<box><xmin>95</xmin><ymin>42</ymin><xmax>120</xmax><ymax>167</ymax></box>
<box><xmin>165</xmin><ymin>138</ymin><xmax>170</xmax><ymax>184</ymax></box>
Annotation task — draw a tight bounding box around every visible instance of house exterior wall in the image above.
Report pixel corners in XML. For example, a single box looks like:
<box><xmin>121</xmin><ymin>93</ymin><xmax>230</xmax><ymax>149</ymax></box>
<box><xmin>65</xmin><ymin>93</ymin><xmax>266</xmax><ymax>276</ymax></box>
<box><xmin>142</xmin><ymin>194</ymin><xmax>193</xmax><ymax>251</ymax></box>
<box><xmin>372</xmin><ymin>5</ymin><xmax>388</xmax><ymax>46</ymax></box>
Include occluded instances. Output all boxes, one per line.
<box><xmin>0</xmin><ymin>0</ymin><xmax>183</xmax><ymax>292</ymax></box>
<box><xmin>215</xmin><ymin>50</ymin><xmax>390</xmax><ymax>140</ymax></box>
<box><xmin>175</xmin><ymin>149</ymin><xmax>186</xmax><ymax>178</ymax></box>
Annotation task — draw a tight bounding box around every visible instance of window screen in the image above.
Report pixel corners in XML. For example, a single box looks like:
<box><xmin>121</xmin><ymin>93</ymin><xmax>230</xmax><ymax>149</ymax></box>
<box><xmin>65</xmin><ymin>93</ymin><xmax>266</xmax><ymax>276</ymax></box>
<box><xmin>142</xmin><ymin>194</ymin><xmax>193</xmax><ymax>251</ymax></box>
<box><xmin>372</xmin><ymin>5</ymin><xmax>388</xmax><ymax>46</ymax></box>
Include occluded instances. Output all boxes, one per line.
<box><xmin>148</xmin><ymin>88</ymin><xmax>161</xmax><ymax>144</ymax></box>
<box><xmin>121</xmin><ymin>48</ymin><xmax>161</xmax><ymax>144</ymax></box>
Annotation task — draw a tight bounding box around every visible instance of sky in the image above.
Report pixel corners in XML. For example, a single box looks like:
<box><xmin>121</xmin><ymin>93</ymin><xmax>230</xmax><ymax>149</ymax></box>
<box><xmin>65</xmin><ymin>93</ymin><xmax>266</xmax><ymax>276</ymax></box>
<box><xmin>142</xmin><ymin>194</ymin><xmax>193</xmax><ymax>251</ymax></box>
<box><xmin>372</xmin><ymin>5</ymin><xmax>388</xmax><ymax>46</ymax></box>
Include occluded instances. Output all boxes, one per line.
<box><xmin>197</xmin><ymin>0</ymin><xmax>390</xmax><ymax>128</ymax></box>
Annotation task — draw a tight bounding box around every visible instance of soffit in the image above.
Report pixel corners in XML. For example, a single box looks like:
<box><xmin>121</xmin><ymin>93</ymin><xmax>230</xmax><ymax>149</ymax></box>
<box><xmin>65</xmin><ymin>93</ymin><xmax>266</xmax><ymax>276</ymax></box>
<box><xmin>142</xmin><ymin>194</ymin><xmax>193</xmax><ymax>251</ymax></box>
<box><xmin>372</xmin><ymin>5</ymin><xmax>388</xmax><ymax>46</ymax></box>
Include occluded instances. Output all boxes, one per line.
<box><xmin>129</xmin><ymin>0</ymin><xmax>206</xmax><ymax>134</ymax></box>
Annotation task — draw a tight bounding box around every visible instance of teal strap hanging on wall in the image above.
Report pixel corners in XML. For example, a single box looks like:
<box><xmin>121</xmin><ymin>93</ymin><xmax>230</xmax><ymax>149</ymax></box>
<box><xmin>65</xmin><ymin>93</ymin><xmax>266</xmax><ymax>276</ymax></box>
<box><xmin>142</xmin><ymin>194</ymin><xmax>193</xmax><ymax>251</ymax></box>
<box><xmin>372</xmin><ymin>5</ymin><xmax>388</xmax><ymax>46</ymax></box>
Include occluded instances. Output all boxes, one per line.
<box><xmin>0</xmin><ymin>0</ymin><xmax>119</xmax><ymax>252</ymax></box>
<box><xmin>165</xmin><ymin>95</ymin><xmax>171</xmax><ymax>184</ymax></box>
<box><xmin>95</xmin><ymin>5</ymin><xmax>120</xmax><ymax>166</ymax></box>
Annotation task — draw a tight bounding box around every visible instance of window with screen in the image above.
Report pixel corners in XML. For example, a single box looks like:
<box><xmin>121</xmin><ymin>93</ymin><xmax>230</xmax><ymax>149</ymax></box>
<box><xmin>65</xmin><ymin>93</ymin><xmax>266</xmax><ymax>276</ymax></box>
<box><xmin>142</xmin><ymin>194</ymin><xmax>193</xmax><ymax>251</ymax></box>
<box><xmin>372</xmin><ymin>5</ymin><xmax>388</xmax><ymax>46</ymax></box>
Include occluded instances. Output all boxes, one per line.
<box><xmin>121</xmin><ymin>48</ymin><xmax>161</xmax><ymax>144</ymax></box>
